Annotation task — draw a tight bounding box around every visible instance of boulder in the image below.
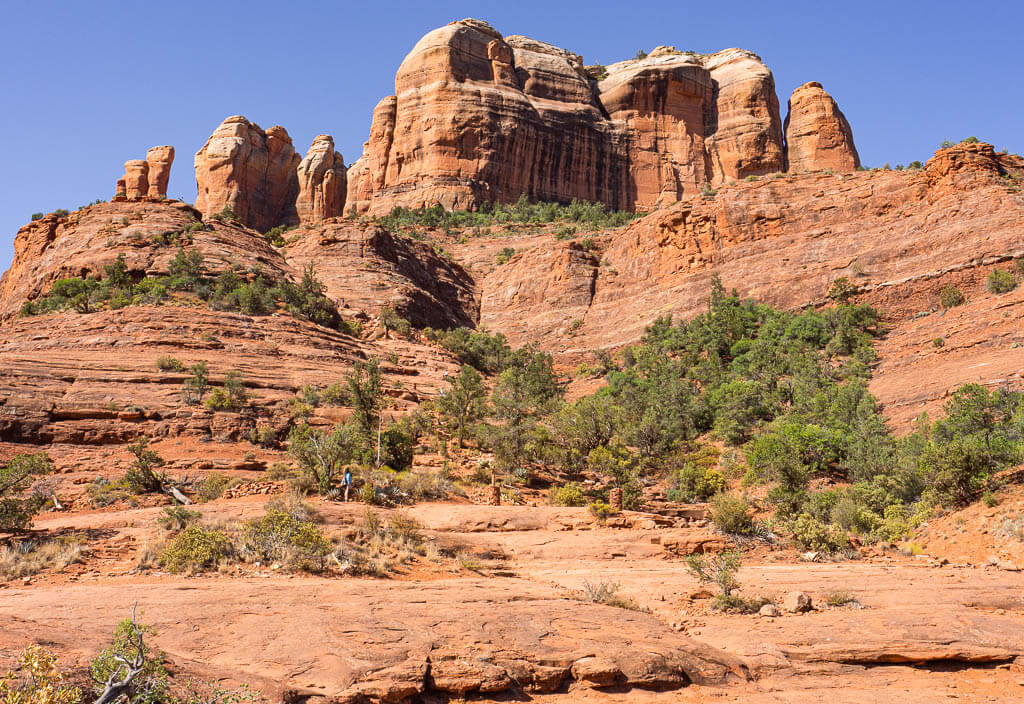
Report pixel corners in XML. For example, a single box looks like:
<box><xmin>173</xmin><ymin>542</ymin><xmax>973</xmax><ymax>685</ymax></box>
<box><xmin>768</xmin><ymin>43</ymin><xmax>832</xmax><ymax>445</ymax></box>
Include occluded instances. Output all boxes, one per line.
<box><xmin>570</xmin><ymin>656</ymin><xmax>622</xmax><ymax>686</ymax></box>
<box><xmin>759</xmin><ymin>603</ymin><xmax>781</xmax><ymax>617</ymax></box>
<box><xmin>194</xmin><ymin>115</ymin><xmax>299</xmax><ymax>232</ymax></box>
<box><xmin>784</xmin><ymin>82</ymin><xmax>859</xmax><ymax>173</ymax></box>
<box><xmin>295</xmin><ymin>135</ymin><xmax>346</xmax><ymax>223</ymax></box>
<box><xmin>782</xmin><ymin>591</ymin><xmax>812</xmax><ymax>613</ymax></box>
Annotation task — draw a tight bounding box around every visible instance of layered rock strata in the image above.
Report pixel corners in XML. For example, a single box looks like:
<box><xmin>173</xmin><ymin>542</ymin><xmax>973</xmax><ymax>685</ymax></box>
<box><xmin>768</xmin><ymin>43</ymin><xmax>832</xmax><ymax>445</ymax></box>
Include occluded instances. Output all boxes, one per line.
<box><xmin>346</xmin><ymin>20</ymin><xmax>849</xmax><ymax>214</ymax></box>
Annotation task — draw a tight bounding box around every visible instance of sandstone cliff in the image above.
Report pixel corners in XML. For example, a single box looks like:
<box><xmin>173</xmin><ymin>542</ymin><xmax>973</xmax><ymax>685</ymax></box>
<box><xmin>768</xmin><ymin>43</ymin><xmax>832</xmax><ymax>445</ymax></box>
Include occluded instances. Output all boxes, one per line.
<box><xmin>346</xmin><ymin>19</ymin><xmax>847</xmax><ymax>215</ymax></box>
<box><xmin>785</xmin><ymin>82</ymin><xmax>859</xmax><ymax>172</ymax></box>
<box><xmin>295</xmin><ymin>135</ymin><xmax>347</xmax><ymax>224</ymax></box>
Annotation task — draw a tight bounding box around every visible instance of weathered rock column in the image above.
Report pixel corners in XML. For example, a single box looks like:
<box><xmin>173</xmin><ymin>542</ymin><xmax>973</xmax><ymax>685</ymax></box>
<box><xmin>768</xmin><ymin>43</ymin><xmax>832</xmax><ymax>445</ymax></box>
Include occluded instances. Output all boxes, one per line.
<box><xmin>146</xmin><ymin>146</ymin><xmax>175</xmax><ymax>199</ymax></box>
<box><xmin>487</xmin><ymin>485</ymin><xmax>501</xmax><ymax>506</ymax></box>
<box><xmin>123</xmin><ymin>160</ymin><xmax>149</xmax><ymax>200</ymax></box>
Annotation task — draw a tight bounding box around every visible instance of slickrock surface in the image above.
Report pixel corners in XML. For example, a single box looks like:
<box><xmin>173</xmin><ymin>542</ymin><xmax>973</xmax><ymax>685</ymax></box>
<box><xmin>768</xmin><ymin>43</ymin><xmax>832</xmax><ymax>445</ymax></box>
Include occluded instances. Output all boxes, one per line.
<box><xmin>346</xmin><ymin>20</ymin><xmax>830</xmax><ymax>214</ymax></box>
<box><xmin>785</xmin><ymin>82</ymin><xmax>859</xmax><ymax>173</ymax></box>
<box><xmin>193</xmin><ymin>116</ymin><xmax>300</xmax><ymax>231</ymax></box>
<box><xmin>295</xmin><ymin>135</ymin><xmax>346</xmax><ymax>223</ymax></box>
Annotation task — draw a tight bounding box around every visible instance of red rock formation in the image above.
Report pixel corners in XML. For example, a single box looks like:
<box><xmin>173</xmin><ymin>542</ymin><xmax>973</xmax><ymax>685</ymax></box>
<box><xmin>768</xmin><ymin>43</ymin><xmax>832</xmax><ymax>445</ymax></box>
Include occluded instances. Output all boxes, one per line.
<box><xmin>145</xmin><ymin>145</ymin><xmax>175</xmax><ymax>199</ymax></box>
<box><xmin>123</xmin><ymin>160</ymin><xmax>149</xmax><ymax>200</ymax></box>
<box><xmin>784</xmin><ymin>82</ymin><xmax>859</xmax><ymax>172</ymax></box>
<box><xmin>193</xmin><ymin>115</ymin><xmax>299</xmax><ymax>232</ymax></box>
<box><xmin>347</xmin><ymin>20</ymin><xmax>797</xmax><ymax>214</ymax></box>
<box><xmin>295</xmin><ymin>135</ymin><xmax>346</xmax><ymax>224</ymax></box>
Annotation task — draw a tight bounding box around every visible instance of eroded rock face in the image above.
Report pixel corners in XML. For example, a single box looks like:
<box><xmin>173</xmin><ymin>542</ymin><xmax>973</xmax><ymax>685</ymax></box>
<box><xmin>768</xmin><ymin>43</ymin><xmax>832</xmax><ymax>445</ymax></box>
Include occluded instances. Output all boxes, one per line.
<box><xmin>295</xmin><ymin>135</ymin><xmax>346</xmax><ymax>223</ymax></box>
<box><xmin>349</xmin><ymin>20</ymin><xmax>801</xmax><ymax>214</ymax></box>
<box><xmin>194</xmin><ymin>115</ymin><xmax>300</xmax><ymax>232</ymax></box>
<box><xmin>145</xmin><ymin>145</ymin><xmax>175</xmax><ymax>199</ymax></box>
<box><xmin>784</xmin><ymin>82</ymin><xmax>859</xmax><ymax>172</ymax></box>
<box><xmin>123</xmin><ymin>160</ymin><xmax>149</xmax><ymax>200</ymax></box>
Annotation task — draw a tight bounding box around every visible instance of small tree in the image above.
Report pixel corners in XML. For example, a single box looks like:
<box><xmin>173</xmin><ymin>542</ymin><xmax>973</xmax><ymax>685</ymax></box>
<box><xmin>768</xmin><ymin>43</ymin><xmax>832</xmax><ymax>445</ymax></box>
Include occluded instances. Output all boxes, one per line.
<box><xmin>90</xmin><ymin>613</ymin><xmax>169</xmax><ymax>704</ymax></box>
<box><xmin>986</xmin><ymin>268</ymin><xmax>1017</xmax><ymax>294</ymax></box>
<box><xmin>686</xmin><ymin>550</ymin><xmax>743</xmax><ymax>610</ymax></box>
<box><xmin>439</xmin><ymin>365</ymin><xmax>487</xmax><ymax>448</ymax></box>
<box><xmin>122</xmin><ymin>437</ymin><xmax>167</xmax><ymax>494</ymax></box>
<box><xmin>939</xmin><ymin>286</ymin><xmax>965</xmax><ymax>309</ymax></box>
<box><xmin>182</xmin><ymin>361</ymin><xmax>209</xmax><ymax>405</ymax></box>
<box><xmin>346</xmin><ymin>359</ymin><xmax>383</xmax><ymax>439</ymax></box>
<box><xmin>379</xmin><ymin>308</ymin><xmax>411</xmax><ymax>338</ymax></box>
<box><xmin>288</xmin><ymin>423</ymin><xmax>362</xmax><ymax>494</ymax></box>
<box><xmin>0</xmin><ymin>453</ymin><xmax>55</xmax><ymax>531</ymax></box>
<box><xmin>168</xmin><ymin>246</ymin><xmax>205</xmax><ymax>290</ymax></box>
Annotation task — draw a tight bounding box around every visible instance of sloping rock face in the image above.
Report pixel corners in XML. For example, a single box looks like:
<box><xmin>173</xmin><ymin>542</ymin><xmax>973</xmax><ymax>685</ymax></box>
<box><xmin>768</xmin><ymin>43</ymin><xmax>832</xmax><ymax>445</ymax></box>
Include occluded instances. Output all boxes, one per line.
<box><xmin>0</xmin><ymin>201</ymin><xmax>288</xmax><ymax>321</ymax></box>
<box><xmin>347</xmin><ymin>20</ymin><xmax>800</xmax><ymax>214</ymax></box>
<box><xmin>194</xmin><ymin>116</ymin><xmax>300</xmax><ymax>232</ymax></box>
<box><xmin>295</xmin><ymin>135</ymin><xmax>346</xmax><ymax>223</ymax></box>
<box><xmin>282</xmin><ymin>221</ymin><xmax>477</xmax><ymax>329</ymax></box>
<box><xmin>473</xmin><ymin>143</ymin><xmax>1024</xmax><ymax>421</ymax></box>
<box><xmin>784</xmin><ymin>82</ymin><xmax>859</xmax><ymax>172</ymax></box>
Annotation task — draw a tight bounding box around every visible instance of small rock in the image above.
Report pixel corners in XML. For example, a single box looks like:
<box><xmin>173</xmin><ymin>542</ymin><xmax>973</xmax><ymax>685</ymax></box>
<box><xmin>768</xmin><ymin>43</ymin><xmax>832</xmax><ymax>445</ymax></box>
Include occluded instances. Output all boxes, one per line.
<box><xmin>782</xmin><ymin>591</ymin><xmax>812</xmax><ymax>613</ymax></box>
<box><xmin>801</xmin><ymin>551</ymin><xmax>820</xmax><ymax>562</ymax></box>
<box><xmin>759</xmin><ymin>604</ymin><xmax>781</xmax><ymax>617</ymax></box>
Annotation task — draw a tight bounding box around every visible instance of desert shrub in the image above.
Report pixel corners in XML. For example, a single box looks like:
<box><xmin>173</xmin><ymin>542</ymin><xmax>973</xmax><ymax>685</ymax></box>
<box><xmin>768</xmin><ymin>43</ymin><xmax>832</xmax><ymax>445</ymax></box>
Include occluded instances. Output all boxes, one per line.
<box><xmin>579</xmin><ymin>579</ymin><xmax>644</xmax><ymax>610</ymax></box>
<box><xmin>670</xmin><ymin>462</ymin><xmax>727</xmax><ymax>502</ymax></box>
<box><xmin>588</xmin><ymin>500</ymin><xmax>619</xmax><ymax>521</ymax></box>
<box><xmin>495</xmin><ymin>247</ymin><xmax>516</xmax><ymax>265</ymax></box>
<box><xmin>90</xmin><ymin>618</ymin><xmax>169</xmax><ymax>704</ymax></box>
<box><xmin>288</xmin><ymin>422</ymin><xmax>367</xmax><ymax>494</ymax></box>
<box><xmin>828</xmin><ymin>276</ymin><xmax>856</xmax><ymax>303</ymax></box>
<box><xmin>194</xmin><ymin>472</ymin><xmax>239</xmax><ymax>502</ymax></box>
<box><xmin>156</xmin><ymin>355</ymin><xmax>185</xmax><ymax>372</ymax></box>
<box><xmin>122</xmin><ymin>436</ymin><xmax>167</xmax><ymax>494</ymax></box>
<box><xmin>0</xmin><ymin>453</ymin><xmax>55</xmax><ymax>531</ymax></box>
<box><xmin>181</xmin><ymin>361</ymin><xmax>210</xmax><ymax>405</ymax></box>
<box><xmin>379</xmin><ymin>423</ymin><xmax>416</xmax><ymax>472</ymax></box>
<box><xmin>825</xmin><ymin>590</ymin><xmax>859</xmax><ymax>607</ymax></box>
<box><xmin>686</xmin><ymin>550</ymin><xmax>744</xmax><ymax>611</ymax></box>
<box><xmin>0</xmin><ymin>537</ymin><xmax>83</xmax><ymax>580</ymax></box>
<box><xmin>710</xmin><ymin>492</ymin><xmax>754</xmax><ymax>535</ymax></box>
<box><xmin>30</xmin><ymin>212</ymin><xmax>44</xmax><ymax>221</ymax></box>
<box><xmin>379</xmin><ymin>308</ymin><xmax>411</xmax><ymax>337</ymax></box>
<box><xmin>932</xmin><ymin>337</ymin><xmax>945</xmax><ymax>348</ymax></box>
<box><xmin>397</xmin><ymin>469</ymin><xmax>456</xmax><ymax>501</ymax></box>
<box><xmin>550</xmin><ymin>482</ymin><xmax>587</xmax><ymax>507</ymax></box>
<box><xmin>263</xmin><ymin>224</ymin><xmax>293</xmax><ymax>246</ymax></box>
<box><xmin>586</xmin><ymin>443</ymin><xmax>642</xmax><ymax>509</ymax></box>
<box><xmin>939</xmin><ymin>286</ymin><xmax>965</xmax><ymax>309</ymax></box>
<box><xmin>790</xmin><ymin>512</ymin><xmax>849</xmax><ymax>552</ymax></box>
<box><xmin>247</xmin><ymin>425</ymin><xmax>278</xmax><ymax>448</ymax></box>
<box><xmin>438</xmin><ymin>365</ymin><xmax>487</xmax><ymax>448</ymax></box>
<box><xmin>204</xmin><ymin>370</ymin><xmax>248</xmax><ymax>411</ymax></box>
<box><xmin>986</xmin><ymin>268</ymin><xmax>1017</xmax><ymax>294</ymax></box>
<box><xmin>240</xmin><ymin>505</ymin><xmax>331</xmax><ymax>572</ymax></box>
<box><xmin>0</xmin><ymin>645</ymin><xmax>82</xmax><ymax>704</ymax></box>
<box><xmin>423</xmin><ymin>327</ymin><xmax>513</xmax><ymax>373</ymax></box>
<box><xmin>160</xmin><ymin>526</ymin><xmax>233</xmax><ymax>573</ymax></box>
<box><xmin>157</xmin><ymin>505</ymin><xmax>201</xmax><ymax>530</ymax></box>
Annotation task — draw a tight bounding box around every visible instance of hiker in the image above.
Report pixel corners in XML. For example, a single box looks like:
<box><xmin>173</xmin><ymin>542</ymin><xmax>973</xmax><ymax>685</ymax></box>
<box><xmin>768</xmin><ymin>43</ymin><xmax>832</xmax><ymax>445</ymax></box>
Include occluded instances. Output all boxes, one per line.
<box><xmin>343</xmin><ymin>467</ymin><xmax>353</xmax><ymax>502</ymax></box>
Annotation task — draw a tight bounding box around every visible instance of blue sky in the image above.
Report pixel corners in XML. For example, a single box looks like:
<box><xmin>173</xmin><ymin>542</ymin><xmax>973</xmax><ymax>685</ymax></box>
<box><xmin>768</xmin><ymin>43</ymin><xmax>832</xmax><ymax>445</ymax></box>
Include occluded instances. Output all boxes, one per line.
<box><xmin>2</xmin><ymin>0</ymin><xmax>1021</xmax><ymax>268</ymax></box>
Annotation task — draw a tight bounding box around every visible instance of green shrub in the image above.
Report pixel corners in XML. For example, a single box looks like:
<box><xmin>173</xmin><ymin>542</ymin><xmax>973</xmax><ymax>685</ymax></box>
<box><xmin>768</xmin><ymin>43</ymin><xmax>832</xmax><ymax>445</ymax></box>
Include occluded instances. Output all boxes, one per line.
<box><xmin>550</xmin><ymin>482</ymin><xmax>587</xmax><ymax>507</ymax></box>
<box><xmin>686</xmin><ymin>550</ymin><xmax>743</xmax><ymax>611</ymax></box>
<box><xmin>122</xmin><ymin>437</ymin><xmax>166</xmax><ymax>494</ymax></box>
<box><xmin>939</xmin><ymin>286</ymin><xmax>965</xmax><ymax>309</ymax></box>
<box><xmin>495</xmin><ymin>247</ymin><xmax>516</xmax><ymax>265</ymax></box>
<box><xmin>30</xmin><ymin>213</ymin><xmax>43</xmax><ymax>221</ymax></box>
<box><xmin>194</xmin><ymin>472</ymin><xmax>239</xmax><ymax>502</ymax></box>
<box><xmin>790</xmin><ymin>513</ymin><xmax>849</xmax><ymax>552</ymax></box>
<box><xmin>240</xmin><ymin>505</ymin><xmax>331</xmax><ymax>572</ymax></box>
<box><xmin>160</xmin><ymin>525</ymin><xmax>233</xmax><ymax>573</ymax></box>
<box><xmin>380</xmin><ymin>308</ymin><xmax>411</xmax><ymax>337</ymax></box>
<box><xmin>671</xmin><ymin>463</ymin><xmax>727</xmax><ymax>502</ymax></box>
<box><xmin>157</xmin><ymin>506</ymin><xmax>201</xmax><ymax>530</ymax></box>
<box><xmin>710</xmin><ymin>492</ymin><xmax>754</xmax><ymax>535</ymax></box>
<box><xmin>90</xmin><ymin>618</ymin><xmax>169</xmax><ymax>704</ymax></box>
<box><xmin>986</xmin><ymin>268</ymin><xmax>1017</xmax><ymax>294</ymax></box>
<box><xmin>588</xmin><ymin>500</ymin><xmax>619</xmax><ymax>521</ymax></box>
<box><xmin>0</xmin><ymin>453</ymin><xmax>55</xmax><ymax>531</ymax></box>
<box><xmin>247</xmin><ymin>425</ymin><xmax>278</xmax><ymax>448</ymax></box>
<box><xmin>204</xmin><ymin>370</ymin><xmax>248</xmax><ymax>411</ymax></box>
<box><xmin>932</xmin><ymin>337</ymin><xmax>945</xmax><ymax>348</ymax></box>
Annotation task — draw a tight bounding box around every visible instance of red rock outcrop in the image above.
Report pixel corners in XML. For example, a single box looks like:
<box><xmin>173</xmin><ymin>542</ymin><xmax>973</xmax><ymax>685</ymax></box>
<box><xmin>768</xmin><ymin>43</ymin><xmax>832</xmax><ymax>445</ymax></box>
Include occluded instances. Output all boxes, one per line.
<box><xmin>473</xmin><ymin>143</ymin><xmax>1024</xmax><ymax>425</ymax></box>
<box><xmin>123</xmin><ymin>160</ymin><xmax>149</xmax><ymax>200</ymax></box>
<box><xmin>295</xmin><ymin>135</ymin><xmax>346</xmax><ymax>224</ymax></box>
<box><xmin>784</xmin><ymin>82</ymin><xmax>859</xmax><ymax>172</ymax></box>
<box><xmin>193</xmin><ymin>115</ymin><xmax>300</xmax><ymax>232</ymax></box>
<box><xmin>145</xmin><ymin>145</ymin><xmax>175</xmax><ymax>199</ymax></box>
<box><xmin>347</xmin><ymin>20</ymin><xmax>799</xmax><ymax>215</ymax></box>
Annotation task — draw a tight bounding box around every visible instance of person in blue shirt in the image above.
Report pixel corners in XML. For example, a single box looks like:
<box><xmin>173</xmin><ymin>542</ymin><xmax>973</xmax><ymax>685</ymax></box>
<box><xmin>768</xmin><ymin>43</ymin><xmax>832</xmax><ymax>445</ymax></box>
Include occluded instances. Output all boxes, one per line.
<box><xmin>343</xmin><ymin>467</ymin><xmax>353</xmax><ymax>502</ymax></box>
